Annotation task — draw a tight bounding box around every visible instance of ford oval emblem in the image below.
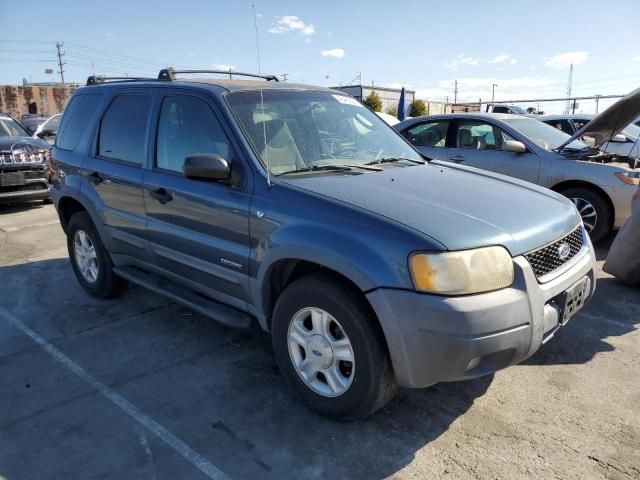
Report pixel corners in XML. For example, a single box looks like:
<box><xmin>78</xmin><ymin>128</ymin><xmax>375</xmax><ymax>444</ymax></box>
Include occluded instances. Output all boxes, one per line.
<box><xmin>557</xmin><ymin>243</ymin><xmax>571</xmax><ymax>260</ymax></box>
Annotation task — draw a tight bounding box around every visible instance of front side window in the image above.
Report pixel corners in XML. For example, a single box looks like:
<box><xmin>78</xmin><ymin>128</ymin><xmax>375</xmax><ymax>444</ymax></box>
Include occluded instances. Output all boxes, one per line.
<box><xmin>455</xmin><ymin>120</ymin><xmax>502</xmax><ymax>150</ymax></box>
<box><xmin>226</xmin><ymin>90</ymin><xmax>420</xmax><ymax>175</ymax></box>
<box><xmin>405</xmin><ymin>121</ymin><xmax>449</xmax><ymax>147</ymax></box>
<box><xmin>156</xmin><ymin>95</ymin><xmax>232</xmax><ymax>173</ymax></box>
<box><xmin>98</xmin><ymin>94</ymin><xmax>151</xmax><ymax>164</ymax></box>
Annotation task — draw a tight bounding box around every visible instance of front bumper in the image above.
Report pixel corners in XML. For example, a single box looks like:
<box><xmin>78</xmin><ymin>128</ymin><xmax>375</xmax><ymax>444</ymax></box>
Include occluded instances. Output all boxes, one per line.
<box><xmin>603</xmin><ymin>183</ymin><xmax>637</xmax><ymax>229</ymax></box>
<box><xmin>367</xmin><ymin>240</ymin><xmax>597</xmax><ymax>388</ymax></box>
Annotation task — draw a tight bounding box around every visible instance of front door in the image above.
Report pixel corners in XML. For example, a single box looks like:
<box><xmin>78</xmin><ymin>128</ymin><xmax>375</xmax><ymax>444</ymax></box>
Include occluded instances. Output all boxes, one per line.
<box><xmin>143</xmin><ymin>92</ymin><xmax>252</xmax><ymax>308</ymax></box>
<box><xmin>448</xmin><ymin>119</ymin><xmax>540</xmax><ymax>183</ymax></box>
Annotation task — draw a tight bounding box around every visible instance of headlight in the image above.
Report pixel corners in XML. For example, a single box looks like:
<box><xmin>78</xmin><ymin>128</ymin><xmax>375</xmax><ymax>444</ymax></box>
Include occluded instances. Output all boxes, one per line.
<box><xmin>615</xmin><ymin>172</ymin><xmax>639</xmax><ymax>186</ymax></box>
<box><xmin>409</xmin><ymin>246</ymin><xmax>514</xmax><ymax>295</ymax></box>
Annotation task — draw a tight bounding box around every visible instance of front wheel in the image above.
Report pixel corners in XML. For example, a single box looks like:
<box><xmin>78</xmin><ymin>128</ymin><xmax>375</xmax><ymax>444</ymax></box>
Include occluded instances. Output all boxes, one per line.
<box><xmin>271</xmin><ymin>274</ymin><xmax>398</xmax><ymax>421</ymax></box>
<box><xmin>559</xmin><ymin>187</ymin><xmax>612</xmax><ymax>243</ymax></box>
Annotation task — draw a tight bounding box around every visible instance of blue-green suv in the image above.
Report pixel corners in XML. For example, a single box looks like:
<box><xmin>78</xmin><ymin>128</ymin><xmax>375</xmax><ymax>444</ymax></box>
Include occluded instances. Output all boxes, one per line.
<box><xmin>50</xmin><ymin>69</ymin><xmax>597</xmax><ymax>420</ymax></box>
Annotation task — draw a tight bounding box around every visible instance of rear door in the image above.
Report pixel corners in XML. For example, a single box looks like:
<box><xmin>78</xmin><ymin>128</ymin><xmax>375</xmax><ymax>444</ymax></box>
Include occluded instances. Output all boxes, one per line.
<box><xmin>143</xmin><ymin>90</ymin><xmax>253</xmax><ymax>308</ymax></box>
<box><xmin>401</xmin><ymin>119</ymin><xmax>450</xmax><ymax>160</ymax></box>
<box><xmin>81</xmin><ymin>90</ymin><xmax>153</xmax><ymax>261</ymax></box>
<box><xmin>448</xmin><ymin>118</ymin><xmax>540</xmax><ymax>183</ymax></box>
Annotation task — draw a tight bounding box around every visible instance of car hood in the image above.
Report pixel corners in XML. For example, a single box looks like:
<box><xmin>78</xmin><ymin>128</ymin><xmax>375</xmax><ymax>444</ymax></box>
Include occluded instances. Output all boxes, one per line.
<box><xmin>280</xmin><ymin>163</ymin><xmax>581</xmax><ymax>256</ymax></box>
<box><xmin>559</xmin><ymin>86</ymin><xmax>640</xmax><ymax>150</ymax></box>
<box><xmin>0</xmin><ymin>136</ymin><xmax>50</xmax><ymax>151</ymax></box>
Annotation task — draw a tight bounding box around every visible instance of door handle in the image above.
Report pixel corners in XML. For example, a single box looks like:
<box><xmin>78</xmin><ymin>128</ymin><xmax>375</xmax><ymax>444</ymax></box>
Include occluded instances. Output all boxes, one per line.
<box><xmin>149</xmin><ymin>187</ymin><xmax>173</xmax><ymax>204</ymax></box>
<box><xmin>84</xmin><ymin>171</ymin><xmax>103</xmax><ymax>184</ymax></box>
<box><xmin>450</xmin><ymin>155</ymin><xmax>465</xmax><ymax>163</ymax></box>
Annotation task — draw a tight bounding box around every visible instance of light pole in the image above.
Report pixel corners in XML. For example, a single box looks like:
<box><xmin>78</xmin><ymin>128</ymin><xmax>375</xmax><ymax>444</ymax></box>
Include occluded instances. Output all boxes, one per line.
<box><xmin>491</xmin><ymin>83</ymin><xmax>498</xmax><ymax>103</ymax></box>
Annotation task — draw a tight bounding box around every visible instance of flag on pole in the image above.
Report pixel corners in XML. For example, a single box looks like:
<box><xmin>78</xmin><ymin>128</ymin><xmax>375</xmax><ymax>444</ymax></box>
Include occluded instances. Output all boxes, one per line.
<box><xmin>397</xmin><ymin>87</ymin><xmax>406</xmax><ymax>121</ymax></box>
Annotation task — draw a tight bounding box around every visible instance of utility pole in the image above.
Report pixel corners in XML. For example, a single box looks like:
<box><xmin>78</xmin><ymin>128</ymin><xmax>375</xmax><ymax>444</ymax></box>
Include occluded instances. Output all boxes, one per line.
<box><xmin>595</xmin><ymin>94</ymin><xmax>601</xmax><ymax>114</ymax></box>
<box><xmin>453</xmin><ymin>80</ymin><xmax>458</xmax><ymax>104</ymax></box>
<box><xmin>56</xmin><ymin>42</ymin><xmax>66</xmax><ymax>84</ymax></box>
<box><xmin>491</xmin><ymin>83</ymin><xmax>497</xmax><ymax>103</ymax></box>
<box><xmin>564</xmin><ymin>63</ymin><xmax>573</xmax><ymax>114</ymax></box>
<box><xmin>281</xmin><ymin>73</ymin><xmax>288</xmax><ymax>82</ymax></box>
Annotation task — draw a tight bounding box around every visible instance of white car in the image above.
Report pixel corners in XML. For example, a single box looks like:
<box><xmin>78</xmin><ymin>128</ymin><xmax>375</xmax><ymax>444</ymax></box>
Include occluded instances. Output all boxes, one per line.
<box><xmin>32</xmin><ymin>113</ymin><xmax>61</xmax><ymax>145</ymax></box>
<box><xmin>540</xmin><ymin>114</ymin><xmax>640</xmax><ymax>160</ymax></box>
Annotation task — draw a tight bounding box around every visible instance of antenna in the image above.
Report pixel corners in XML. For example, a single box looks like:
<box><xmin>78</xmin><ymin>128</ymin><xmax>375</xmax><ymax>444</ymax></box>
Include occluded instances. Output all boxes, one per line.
<box><xmin>564</xmin><ymin>63</ymin><xmax>574</xmax><ymax>114</ymax></box>
<box><xmin>252</xmin><ymin>3</ymin><xmax>271</xmax><ymax>188</ymax></box>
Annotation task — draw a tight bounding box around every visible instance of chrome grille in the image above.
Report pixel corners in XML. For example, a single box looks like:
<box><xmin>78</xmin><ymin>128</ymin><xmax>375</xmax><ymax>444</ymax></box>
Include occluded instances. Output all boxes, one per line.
<box><xmin>0</xmin><ymin>151</ymin><xmax>47</xmax><ymax>165</ymax></box>
<box><xmin>524</xmin><ymin>227</ymin><xmax>584</xmax><ymax>280</ymax></box>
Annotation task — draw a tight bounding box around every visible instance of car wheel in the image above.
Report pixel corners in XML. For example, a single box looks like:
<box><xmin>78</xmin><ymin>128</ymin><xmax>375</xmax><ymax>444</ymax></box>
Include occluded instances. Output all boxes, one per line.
<box><xmin>271</xmin><ymin>274</ymin><xmax>398</xmax><ymax>421</ymax></box>
<box><xmin>559</xmin><ymin>187</ymin><xmax>611</xmax><ymax>243</ymax></box>
<box><xmin>66</xmin><ymin>211</ymin><xmax>128</xmax><ymax>298</ymax></box>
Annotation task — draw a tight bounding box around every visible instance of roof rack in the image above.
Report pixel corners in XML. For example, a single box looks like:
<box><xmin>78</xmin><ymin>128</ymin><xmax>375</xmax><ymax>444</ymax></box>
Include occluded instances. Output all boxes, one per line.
<box><xmin>86</xmin><ymin>76</ymin><xmax>152</xmax><ymax>86</ymax></box>
<box><xmin>157</xmin><ymin>68</ymin><xmax>279</xmax><ymax>82</ymax></box>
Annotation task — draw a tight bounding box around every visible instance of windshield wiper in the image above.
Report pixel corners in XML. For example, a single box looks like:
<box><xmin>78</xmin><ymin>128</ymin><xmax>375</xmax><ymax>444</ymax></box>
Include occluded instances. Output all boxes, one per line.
<box><xmin>277</xmin><ymin>165</ymin><xmax>354</xmax><ymax>176</ymax></box>
<box><xmin>365</xmin><ymin>156</ymin><xmax>426</xmax><ymax>166</ymax></box>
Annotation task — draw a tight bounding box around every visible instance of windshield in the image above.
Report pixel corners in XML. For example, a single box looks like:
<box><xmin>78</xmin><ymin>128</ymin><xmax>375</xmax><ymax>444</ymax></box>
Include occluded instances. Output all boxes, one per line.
<box><xmin>0</xmin><ymin>115</ymin><xmax>31</xmax><ymax>138</ymax></box>
<box><xmin>622</xmin><ymin>122</ymin><xmax>640</xmax><ymax>139</ymax></box>
<box><xmin>503</xmin><ymin>117</ymin><xmax>588</xmax><ymax>151</ymax></box>
<box><xmin>226</xmin><ymin>90</ymin><xmax>421</xmax><ymax>174</ymax></box>
<box><xmin>509</xmin><ymin>105</ymin><xmax>527</xmax><ymax>114</ymax></box>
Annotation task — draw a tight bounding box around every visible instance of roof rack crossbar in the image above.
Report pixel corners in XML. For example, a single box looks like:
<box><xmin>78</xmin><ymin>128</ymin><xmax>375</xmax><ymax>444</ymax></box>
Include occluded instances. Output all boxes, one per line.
<box><xmin>157</xmin><ymin>68</ymin><xmax>278</xmax><ymax>82</ymax></box>
<box><xmin>86</xmin><ymin>76</ymin><xmax>151</xmax><ymax>86</ymax></box>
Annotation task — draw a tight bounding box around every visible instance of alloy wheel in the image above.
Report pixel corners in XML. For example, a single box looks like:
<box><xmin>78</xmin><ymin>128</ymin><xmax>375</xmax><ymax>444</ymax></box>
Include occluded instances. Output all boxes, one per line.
<box><xmin>570</xmin><ymin>197</ymin><xmax>597</xmax><ymax>233</ymax></box>
<box><xmin>73</xmin><ymin>229</ymin><xmax>99</xmax><ymax>283</ymax></box>
<box><xmin>287</xmin><ymin>307</ymin><xmax>355</xmax><ymax>397</ymax></box>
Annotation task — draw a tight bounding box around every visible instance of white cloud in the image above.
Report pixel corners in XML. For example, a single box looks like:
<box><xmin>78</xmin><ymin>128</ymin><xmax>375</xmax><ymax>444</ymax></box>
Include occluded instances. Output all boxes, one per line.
<box><xmin>304</xmin><ymin>38</ymin><xmax>312</xmax><ymax>43</ymax></box>
<box><xmin>268</xmin><ymin>15</ymin><xmax>315</xmax><ymax>35</ymax></box>
<box><xmin>441</xmin><ymin>76</ymin><xmax>554</xmax><ymax>89</ymax></box>
<box><xmin>188</xmin><ymin>52</ymin><xmax>195</xmax><ymax>57</ymax></box>
<box><xmin>488</xmin><ymin>53</ymin><xmax>512</xmax><ymax>64</ymax></box>
<box><xmin>510</xmin><ymin>58</ymin><xmax>517</xmax><ymax>64</ymax></box>
<box><xmin>633</xmin><ymin>55</ymin><xmax>640</xmax><ymax>62</ymax></box>
<box><xmin>214</xmin><ymin>63</ymin><xmax>235</xmax><ymax>71</ymax></box>
<box><xmin>106</xmin><ymin>32</ymin><xmax>113</xmax><ymax>37</ymax></box>
<box><xmin>544</xmin><ymin>51</ymin><xmax>588</xmax><ymax>68</ymax></box>
<box><xmin>256</xmin><ymin>13</ymin><xmax>263</xmax><ymax>18</ymax></box>
<box><xmin>321</xmin><ymin>48</ymin><xmax>345</xmax><ymax>59</ymax></box>
<box><xmin>444</xmin><ymin>54</ymin><xmax>481</xmax><ymax>70</ymax></box>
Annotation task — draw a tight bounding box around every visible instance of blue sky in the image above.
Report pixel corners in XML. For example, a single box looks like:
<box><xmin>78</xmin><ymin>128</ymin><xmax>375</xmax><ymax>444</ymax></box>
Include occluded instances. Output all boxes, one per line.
<box><xmin>1</xmin><ymin>0</ymin><xmax>639</xmax><ymax>113</ymax></box>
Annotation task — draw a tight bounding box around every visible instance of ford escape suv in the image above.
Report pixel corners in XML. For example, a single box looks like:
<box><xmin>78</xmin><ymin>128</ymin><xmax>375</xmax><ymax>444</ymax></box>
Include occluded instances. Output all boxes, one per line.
<box><xmin>50</xmin><ymin>69</ymin><xmax>597</xmax><ymax>420</ymax></box>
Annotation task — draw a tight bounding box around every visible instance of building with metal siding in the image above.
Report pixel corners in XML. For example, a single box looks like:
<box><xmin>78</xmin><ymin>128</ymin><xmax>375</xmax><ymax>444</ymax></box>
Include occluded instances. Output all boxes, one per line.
<box><xmin>332</xmin><ymin>84</ymin><xmax>448</xmax><ymax>116</ymax></box>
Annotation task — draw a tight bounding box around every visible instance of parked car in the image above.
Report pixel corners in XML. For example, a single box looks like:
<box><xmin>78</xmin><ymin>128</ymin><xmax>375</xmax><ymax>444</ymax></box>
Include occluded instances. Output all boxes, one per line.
<box><xmin>0</xmin><ymin>112</ymin><xmax>52</xmax><ymax>205</ymax></box>
<box><xmin>395</xmin><ymin>90</ymin><xmax>640</xmax><ymax>242</ymax></box>
<box><xmin>50</xmin><ymin>70</ymin><xmax>596</xmax><ymax>420</ymax></box>
<box><xmin>485</xmin><ymin>104</ymin><xmax>528</xmax><ymax>114</ymax></box>
<box><xmin>375</xmin><ymin>111</ymin><xmax>400</xmax><ymax>126</ymax></box>
<box><xmin>31</xmin><ymin>113</ymin><xmax>62</xmax><ymax>145</ymax></box>
<box><xmin>539</xmin><ymin>114</ymin><xmax>640</xmax><ymax>159</ymax></box>
<box><xmin>20</xmin><ymin>114</ymin><xmax>51</xmax><ymax>135</ymax></box>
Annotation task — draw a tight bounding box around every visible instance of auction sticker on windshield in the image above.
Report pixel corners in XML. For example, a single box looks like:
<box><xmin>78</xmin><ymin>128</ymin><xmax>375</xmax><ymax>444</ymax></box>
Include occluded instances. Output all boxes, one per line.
<box><xmin>333</xmin><ymin>95</ymin><xmax>363</xmax><ymax>107</ymax></box>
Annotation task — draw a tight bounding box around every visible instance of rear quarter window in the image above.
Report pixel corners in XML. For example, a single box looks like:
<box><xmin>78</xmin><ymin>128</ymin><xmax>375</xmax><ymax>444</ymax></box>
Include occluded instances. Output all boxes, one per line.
<box><xmin>56</xmin><ymin>94</ymin><xmax>102</xmax><ymax>151</ymax></box>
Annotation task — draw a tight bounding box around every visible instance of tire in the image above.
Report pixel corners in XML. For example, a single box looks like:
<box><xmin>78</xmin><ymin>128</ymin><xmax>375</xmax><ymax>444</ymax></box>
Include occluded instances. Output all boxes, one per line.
<box><xmin>66</xmin><ymin>211</ymin><xmax>128</xmax><ymax>298</ymax></box>
<box><xmin>42</xmin><ymin>198</ymin><xmax>53</xmax><ymax>205</ymax></box>
<box><xmin>271</xmin><ymin>274</ymin><xmax>398</xmax><ymax>421</ymax></box>
<box><xmin>559</xmin><ymin>187</ymin><xmax>612</xmax><ymax>243</ymax></box>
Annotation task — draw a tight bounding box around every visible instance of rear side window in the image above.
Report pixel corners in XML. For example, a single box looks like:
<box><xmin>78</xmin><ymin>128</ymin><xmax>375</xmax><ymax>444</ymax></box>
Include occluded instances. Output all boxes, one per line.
<box><xmin>405</xmin><ymin>121</ymin><xmax>449</xmax><ymax>147</ymax></box>
<box><xmin>98</xmin><ymin>94</ymin><xmax>151</xmax><ymax>165</ymax></box>
<box><xmin>56</xmin><ymin>94</ymin><xmax>101</xmax><ymax>150</ymax></box>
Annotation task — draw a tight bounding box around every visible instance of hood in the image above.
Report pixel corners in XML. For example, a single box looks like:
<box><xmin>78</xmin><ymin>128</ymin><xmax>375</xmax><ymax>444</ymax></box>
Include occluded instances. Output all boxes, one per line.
<box><xmin>0</xmin><ymin>136</ymin><xmax>50</xmax><ymax>152</ymax></box>
<box><xmin>558</xmin><ymin>86</ymin><xmax>640</xmax><ymax>150</ymax></box>
<box><xmin>281</xmin><ymin>163</ymin><xmax>581</xmax><ymax>256</ymax></box>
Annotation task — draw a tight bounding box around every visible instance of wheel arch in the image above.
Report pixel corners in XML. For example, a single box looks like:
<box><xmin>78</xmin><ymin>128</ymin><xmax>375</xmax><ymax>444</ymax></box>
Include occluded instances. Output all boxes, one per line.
<box><xmin>57</xmin><ymin>196</ymin><xmax>88</xmax><ymax>233</ymax></box>
<box><xmin>551</xmin><ymin>180</ymin><xmax>615</xmax><ymax>222</ymax></box>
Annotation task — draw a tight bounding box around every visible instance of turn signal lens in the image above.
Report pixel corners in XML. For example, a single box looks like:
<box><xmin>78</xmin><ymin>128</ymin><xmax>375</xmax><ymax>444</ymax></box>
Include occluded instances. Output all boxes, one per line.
<box><xmin>615</xmin><ymin>172</ymin><xmax>640</xmax><ymax>185</ymax></box>
<box><xmin>409</xmin><ymin>246</ymin><xmax>514</xmax><ymax>295</ymax></box>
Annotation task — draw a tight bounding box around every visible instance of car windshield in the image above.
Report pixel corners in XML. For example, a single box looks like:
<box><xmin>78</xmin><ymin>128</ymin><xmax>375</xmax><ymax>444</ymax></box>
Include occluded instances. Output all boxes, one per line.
<box><xmin>509</xmin><ymin>105</ymin><xmax>527</xmax><ymax>114</ymax></box>
<box><xmin>503</xmin><ymin>117</ymin><xmax>588</xmax><ymax>151</ymax></box>
<box><xmin>0</xmin><ymin>115</ymin><xmax>31</xmax><ymax>138</ymax></box>
<box><xmin>622</xmin><ymin>122</ymin><xmax>640</xmax><ymax>139</ymax></box>
<box><xmin>226</xmin><ymin>90</ymin><xmax>421</xmax><ymax>175</ymax></box>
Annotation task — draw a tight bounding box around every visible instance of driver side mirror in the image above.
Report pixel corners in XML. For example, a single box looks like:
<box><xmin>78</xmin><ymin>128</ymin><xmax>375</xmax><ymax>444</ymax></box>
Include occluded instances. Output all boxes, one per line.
<box><xmin>502</xmin><ymin>140</ymin><xmax>527</xmax><ymax>153</ymax></box>
<box><xmin>37</xmin><ymin>129</ymin><xmax>56</xmax><ymax>139</ymax></box>
<box><xmin>183</xmin><ymin>154</ymin><xmax>231</xmax><ymax>181</ymax></box>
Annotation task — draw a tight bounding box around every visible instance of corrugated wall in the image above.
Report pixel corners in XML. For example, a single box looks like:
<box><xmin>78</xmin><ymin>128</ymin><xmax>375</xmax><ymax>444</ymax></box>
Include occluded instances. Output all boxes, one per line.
<box><xmin>0</xmin><ymin>85</ymin><xmax>77</xmax><ymax>119</ymax></box>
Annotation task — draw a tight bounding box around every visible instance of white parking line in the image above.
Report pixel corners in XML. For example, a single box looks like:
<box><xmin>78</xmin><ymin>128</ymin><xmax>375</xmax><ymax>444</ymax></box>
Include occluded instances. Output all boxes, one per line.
<box><xmin>0</xmin><ymin>305</ymin><xmax>230</xmax><ymax>480</ymax></box>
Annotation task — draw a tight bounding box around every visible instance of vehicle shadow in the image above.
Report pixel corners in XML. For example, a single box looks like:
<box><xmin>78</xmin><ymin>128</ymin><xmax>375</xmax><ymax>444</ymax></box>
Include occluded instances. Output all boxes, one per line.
<box><xmin>524</xmin><ymin>274</ymin><xmax>639</xmax><ymax>366</ymax></box>
<box><xmin>0</xmin><ymin>257</ymin><xmax>493</xmax><ymax>480</ymax></box>
<box><xmin>0</xmin><ymin>201</ymin><xmax>46</xmax><ymax>215</ymax></box>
